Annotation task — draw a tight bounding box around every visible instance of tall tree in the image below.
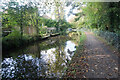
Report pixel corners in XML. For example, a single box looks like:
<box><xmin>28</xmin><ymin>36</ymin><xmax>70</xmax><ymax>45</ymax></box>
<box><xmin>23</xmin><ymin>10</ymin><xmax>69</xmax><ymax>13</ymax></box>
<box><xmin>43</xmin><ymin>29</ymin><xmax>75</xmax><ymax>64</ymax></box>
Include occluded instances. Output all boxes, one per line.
<box><xmin>74</xmin><ymin>2</ymin><xmax>120</xmax><ymax>33</ymax></box>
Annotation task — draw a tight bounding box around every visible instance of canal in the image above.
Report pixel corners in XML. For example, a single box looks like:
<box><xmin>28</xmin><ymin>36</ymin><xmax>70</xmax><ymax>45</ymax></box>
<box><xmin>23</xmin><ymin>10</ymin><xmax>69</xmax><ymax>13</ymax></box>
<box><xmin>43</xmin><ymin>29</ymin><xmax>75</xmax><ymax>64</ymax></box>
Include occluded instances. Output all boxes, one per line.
<box><xmin>2</xmin><ymin>32</ymin><xmax>81</xmax><ymax>78</ymax></box>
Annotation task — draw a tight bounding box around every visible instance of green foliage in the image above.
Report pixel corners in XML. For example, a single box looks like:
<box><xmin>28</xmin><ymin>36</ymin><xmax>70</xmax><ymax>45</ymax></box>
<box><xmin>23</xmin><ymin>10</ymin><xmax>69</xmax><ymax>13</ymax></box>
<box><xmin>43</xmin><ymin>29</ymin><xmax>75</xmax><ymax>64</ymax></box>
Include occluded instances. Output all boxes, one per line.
<box><xmin>5</xmin><ymin>30</ymin><xmax>21</xmax><ymax>40</ymax></box>
<box><xmin>2</xmin><ymin>30</ymin><xmax>31</xmax><ymax>51</ymax></box>
<box><xmin>2</xmin><ymin>30</ymin><xmax>21</xmax><ymax>50</ymax></box>
<box><xmin>2</xmin><ymin>0</ymin><xmax>72</xmax><ymax>52</ymax></box>
<box><xmin>74</xmin><ymin>2</ymin><xmax>120</xmax><ymax>33</ymax></box>
<box><xmin>39</xmin><ymin>28</ymin><xmax>47</xmax><ymax>36</ymax></box>
<box><xmin>92</xmin><ymin>29</ymin><xmax>120</xmax><ymax>51</ymax></box>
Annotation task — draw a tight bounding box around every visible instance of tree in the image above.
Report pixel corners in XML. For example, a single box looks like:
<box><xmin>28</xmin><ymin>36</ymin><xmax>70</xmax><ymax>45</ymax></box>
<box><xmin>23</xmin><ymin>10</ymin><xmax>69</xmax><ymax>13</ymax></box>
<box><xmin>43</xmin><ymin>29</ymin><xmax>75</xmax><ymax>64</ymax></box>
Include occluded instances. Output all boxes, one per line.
<box><xmin>73</xmin><ymin>2</ymin><xmax>120</xmax><ymax>33</ymax></box>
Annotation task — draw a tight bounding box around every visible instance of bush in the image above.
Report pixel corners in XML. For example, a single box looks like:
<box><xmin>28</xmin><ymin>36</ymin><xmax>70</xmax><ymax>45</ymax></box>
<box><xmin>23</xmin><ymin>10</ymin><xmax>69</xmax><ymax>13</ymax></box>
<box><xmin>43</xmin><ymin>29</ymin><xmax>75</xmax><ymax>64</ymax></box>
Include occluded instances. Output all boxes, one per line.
<box><xmin>2</xmin><ymin>30</ymin><xmax>43</xmax><ymax>51</ymax></box>
<box><xmin>2</xmin><ymin>30</ymin><xmax>29</xmax><ymax>51</ymax></box>
<box><xmin>92</xmin><ymin>29</ymin><xmax>120</xmax><ymax>51</ymax></box>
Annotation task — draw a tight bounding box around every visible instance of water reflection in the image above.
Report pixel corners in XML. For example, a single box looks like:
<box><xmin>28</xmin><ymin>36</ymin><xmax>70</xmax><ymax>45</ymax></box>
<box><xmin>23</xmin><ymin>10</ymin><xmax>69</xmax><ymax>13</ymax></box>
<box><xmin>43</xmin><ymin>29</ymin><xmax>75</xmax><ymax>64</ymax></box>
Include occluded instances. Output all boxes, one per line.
<box><xmin>2</xmin><ymin>55</ymin><xmax>47</xmax><ymax>78</ymax></box>
<box><xmin>65</xmin><ymin>41</ymin><xmax>76</xmax><ymax>60</ymax></box>
<box><xmin>2</xmin><ymin>36</ymin><xmax>78</xmax><ymax>78</ymax></box>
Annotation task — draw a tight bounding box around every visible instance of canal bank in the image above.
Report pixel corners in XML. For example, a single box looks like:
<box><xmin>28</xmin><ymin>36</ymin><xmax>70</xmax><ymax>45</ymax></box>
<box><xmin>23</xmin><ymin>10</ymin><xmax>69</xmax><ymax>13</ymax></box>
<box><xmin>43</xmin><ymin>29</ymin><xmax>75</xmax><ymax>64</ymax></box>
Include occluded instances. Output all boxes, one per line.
<box><xmin>2</xmin><ymin>33</ymin><xmax>60</xmax><ymax>53</ymax></box>
<box><xmin>2</xmin><ymin>31</ymin><xmax>84</xmax><ymax>79</ymax></box>
<box><xmin>63</xmin><ymin>31</ymin><xmax>88</xmax><ymax>78</ymax></box>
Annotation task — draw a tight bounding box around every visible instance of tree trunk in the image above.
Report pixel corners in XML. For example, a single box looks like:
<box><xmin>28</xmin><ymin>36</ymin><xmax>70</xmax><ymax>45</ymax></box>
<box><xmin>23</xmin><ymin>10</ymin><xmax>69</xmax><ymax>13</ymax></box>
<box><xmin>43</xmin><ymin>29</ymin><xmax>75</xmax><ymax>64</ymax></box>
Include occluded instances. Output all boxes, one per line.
<box><xmin>20</xmin><ymin>10</ymin><xmax>23</xmax><ymax>40</ymax></box>
<box><xmin>36</xmin><ymin>19</ymin><xmax>39</xmax><ymax>36</ymax></box>
<box><xmin>109</xmin><ymin>2</ymin><xmax>114</xmax><ymax>32</ymax></box>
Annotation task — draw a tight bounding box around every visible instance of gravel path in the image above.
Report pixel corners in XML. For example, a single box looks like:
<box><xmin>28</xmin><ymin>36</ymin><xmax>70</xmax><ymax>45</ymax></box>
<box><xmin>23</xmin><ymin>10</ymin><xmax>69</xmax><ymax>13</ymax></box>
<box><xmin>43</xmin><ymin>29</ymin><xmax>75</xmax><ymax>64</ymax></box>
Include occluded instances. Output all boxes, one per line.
<box><xmin>84</xmin><ymin>32</ymin><xmax>119</xmax><ymax>78</ymax></box>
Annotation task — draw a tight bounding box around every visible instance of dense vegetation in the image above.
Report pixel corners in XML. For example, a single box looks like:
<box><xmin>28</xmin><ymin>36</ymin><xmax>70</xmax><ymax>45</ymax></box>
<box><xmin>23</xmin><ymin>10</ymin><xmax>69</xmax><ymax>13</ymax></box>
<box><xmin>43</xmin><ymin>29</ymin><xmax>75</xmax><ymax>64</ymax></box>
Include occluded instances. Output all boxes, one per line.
<box><xmin>69</xmin><ymin>2</ymin><xmax>120</xmax><ymax>51</ymax></box>
<box><xmin>1</xmin><ymin>1</ymin><xmax>72</xmax><ymax>51</ymax></box>
<box><xmin>74</xmin><ymin>2</ymin><xmax>120</xmax><ymax>33</ymax></box>
<box><xmin>1</xmin><ymin>1</ymin><xmax>120</xmax><ymax>79</ymax></box>
<box><xmin>1</xmin><ymin>1</ymin><xmax>120</xmax><ymax>51</ymax></box>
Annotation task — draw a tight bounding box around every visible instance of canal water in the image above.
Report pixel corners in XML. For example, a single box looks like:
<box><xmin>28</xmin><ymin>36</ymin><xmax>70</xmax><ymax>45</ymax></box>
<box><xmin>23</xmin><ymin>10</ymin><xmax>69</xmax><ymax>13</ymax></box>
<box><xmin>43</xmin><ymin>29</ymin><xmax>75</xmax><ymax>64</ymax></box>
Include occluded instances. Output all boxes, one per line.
<box><xmin>2</xmin><ymin>33</ymin><xmax>80</xmax><ymax>78</ymax></box>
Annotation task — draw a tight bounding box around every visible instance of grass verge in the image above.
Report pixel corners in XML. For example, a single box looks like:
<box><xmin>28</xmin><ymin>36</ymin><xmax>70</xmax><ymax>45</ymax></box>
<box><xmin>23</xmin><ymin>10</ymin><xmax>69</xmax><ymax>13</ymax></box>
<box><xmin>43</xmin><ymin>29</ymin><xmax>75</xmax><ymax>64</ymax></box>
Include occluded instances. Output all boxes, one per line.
<box><xmin>63</xmin><ymin>31</ymin><xmax>88</xmax><ymax>78</ymax></box>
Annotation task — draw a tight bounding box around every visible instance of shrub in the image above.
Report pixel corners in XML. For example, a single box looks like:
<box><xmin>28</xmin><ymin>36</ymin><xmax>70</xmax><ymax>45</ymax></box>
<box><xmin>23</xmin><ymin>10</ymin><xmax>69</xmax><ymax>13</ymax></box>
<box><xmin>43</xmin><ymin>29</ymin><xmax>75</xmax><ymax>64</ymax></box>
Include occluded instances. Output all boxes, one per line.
<box><xmin>92</xmin><ymin>29</ymin><xmax>120</xmax><ymax>51</ymax></box>
<box><xmin>2</xmin><ymin>30</ymin><xmax>29</xmax><ymax>51</ymax></box>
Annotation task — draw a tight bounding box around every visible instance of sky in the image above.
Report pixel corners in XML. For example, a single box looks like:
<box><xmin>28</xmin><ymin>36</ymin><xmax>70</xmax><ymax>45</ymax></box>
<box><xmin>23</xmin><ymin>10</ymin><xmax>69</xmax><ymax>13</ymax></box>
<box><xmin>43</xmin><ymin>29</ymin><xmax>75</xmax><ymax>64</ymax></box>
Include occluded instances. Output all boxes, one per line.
<box><xmin>0</xmin><ymin>0</ymin><xmax>83</xmax><ymax>23</ymax></box>
<box><xmin>1</xmin><ymin>0</ymin><xmax>119</xmax><ymax>23</ymax></box>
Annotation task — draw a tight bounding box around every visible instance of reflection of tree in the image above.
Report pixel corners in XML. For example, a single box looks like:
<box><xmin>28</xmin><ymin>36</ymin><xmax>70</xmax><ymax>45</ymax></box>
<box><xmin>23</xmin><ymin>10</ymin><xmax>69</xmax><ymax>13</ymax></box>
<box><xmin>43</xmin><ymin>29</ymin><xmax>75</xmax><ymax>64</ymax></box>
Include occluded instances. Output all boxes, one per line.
<box><xmin>2</xmin><ymin>54</ymin><xmax>46</xmax><ymax>79</ymax></box>
<box><xmin>68</xmin><ymin>32</ymin><xmax>81</xmax><ymax>46</ymax></box>
<box><xmin>14</xmin><ymin>56</ymin><xmax>39</xmax><ymax>78</ymax></box>
<box><xmin>67</xmin><ymin>49</ymin><xmax>73</xmax><ymax>54</ymax></box>
<box><xmin>47</xmin><ymin>41</ymin><xmax>66</xmax><ymax>77</ymax></box>
<box><xmin>2</xmin><ymin>36</ymin><xmax>72</xmax><ymax>78</ymax></box>
<box><xmin>4</xmin><ymin>36</ymin><xmax>69</xmax><ymax>59</ymax></box>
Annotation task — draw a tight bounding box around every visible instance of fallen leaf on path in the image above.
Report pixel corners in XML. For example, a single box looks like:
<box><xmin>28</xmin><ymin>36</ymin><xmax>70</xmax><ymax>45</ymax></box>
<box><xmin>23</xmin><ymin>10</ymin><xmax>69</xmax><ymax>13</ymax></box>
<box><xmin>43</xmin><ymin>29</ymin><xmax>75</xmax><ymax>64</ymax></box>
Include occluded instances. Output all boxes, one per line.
<box><xmin>114</xmin><ymin>67</ymin><xmax>118</xmax><ymax>73</ymax></box>
<box><xmin>86</xmin><ymin>63</ymin><xmax>89</xmax><ymax>66</ymax></box>
<box><xmin>114</xmin><ymin>67</ymin><xmax>118</xmax><ymax>70</ymax></box>
<box><xmin>83</xmin><ymin>76</ymin><xmax>86</xmax><ymax>78</ymax></box>
<box><xmin>86</xmin><ymin>70</ymin><xmax>88</xmax><ymax>72</ymax></box>
<box><xmin>108</xmin><ymin>73</ymin><xmax>112</xmax><ymax>76</ymax></box>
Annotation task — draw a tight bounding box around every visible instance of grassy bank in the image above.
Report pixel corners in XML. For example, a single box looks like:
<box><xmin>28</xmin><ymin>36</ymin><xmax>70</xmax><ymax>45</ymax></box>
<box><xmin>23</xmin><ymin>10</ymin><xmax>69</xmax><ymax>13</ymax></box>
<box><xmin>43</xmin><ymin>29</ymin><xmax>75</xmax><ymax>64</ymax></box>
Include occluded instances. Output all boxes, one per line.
<box><xmin>63</xmin><ymin>31</ymin><xmax>87</xmax><ymax>78</ymax></box>
<box><xmin>2</xmin><ymin>36</ymin><xmax>41</xmax><ymax>53</ymax></box>
<box><xmin>2</xmin><ymin>30</ymin><xmax>60</xmax><ymax>53</ymax></box>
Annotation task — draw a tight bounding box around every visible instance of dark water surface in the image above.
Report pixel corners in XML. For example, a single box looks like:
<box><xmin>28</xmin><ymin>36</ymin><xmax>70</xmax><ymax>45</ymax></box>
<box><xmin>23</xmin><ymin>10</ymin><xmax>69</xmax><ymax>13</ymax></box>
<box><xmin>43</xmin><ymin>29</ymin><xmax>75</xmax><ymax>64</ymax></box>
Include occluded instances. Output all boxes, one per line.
<box><xmin>2</xmin><ymin>35</ymin><xmax>80</xmax><ymax>78</ymax></box>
